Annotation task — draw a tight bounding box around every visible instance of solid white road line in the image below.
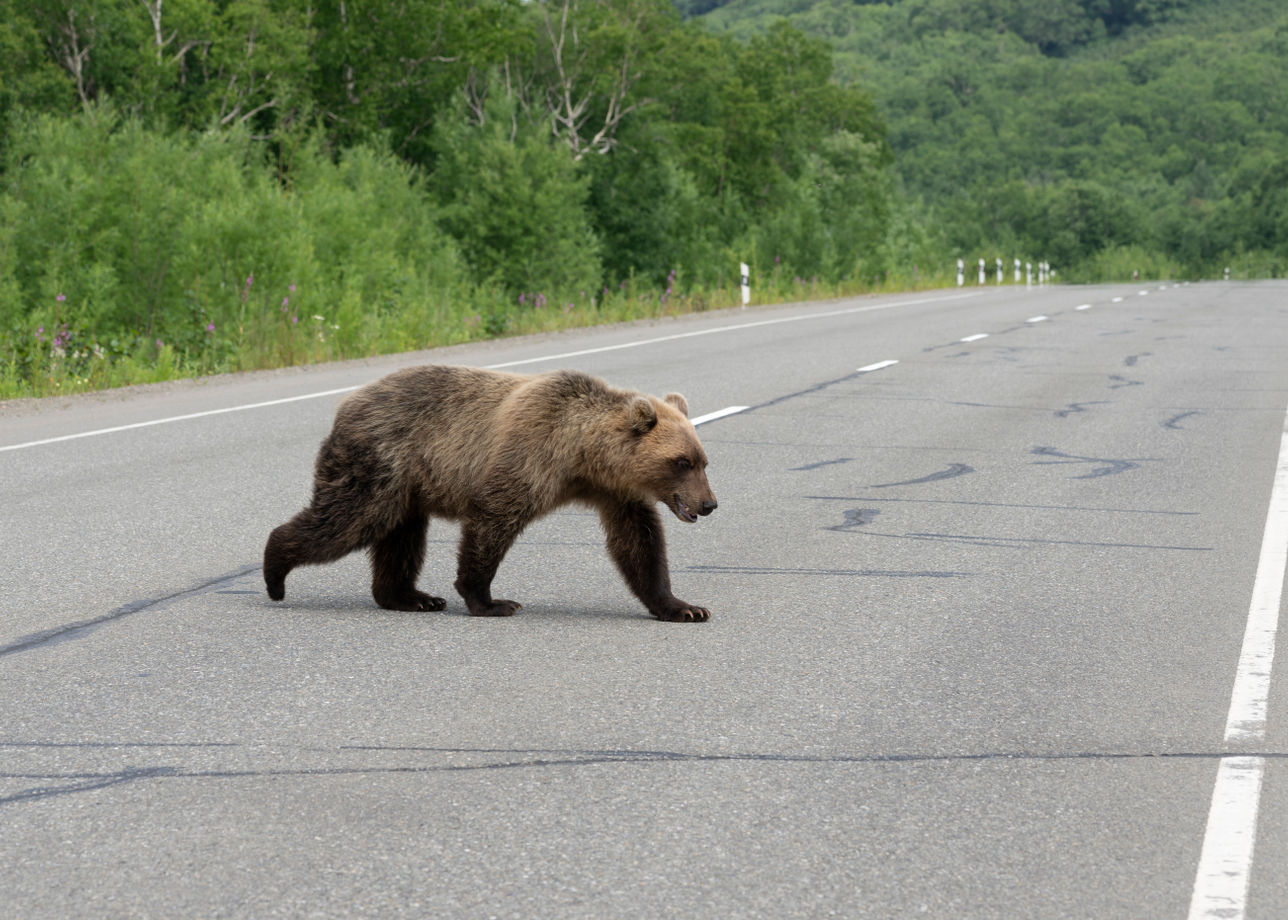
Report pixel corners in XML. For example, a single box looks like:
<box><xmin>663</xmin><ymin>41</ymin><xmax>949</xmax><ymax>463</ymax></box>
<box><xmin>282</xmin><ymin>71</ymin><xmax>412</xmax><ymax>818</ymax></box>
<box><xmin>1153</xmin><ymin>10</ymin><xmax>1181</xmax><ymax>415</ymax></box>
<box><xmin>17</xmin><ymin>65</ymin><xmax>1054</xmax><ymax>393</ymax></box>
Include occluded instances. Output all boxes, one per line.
<box><xmin>1188</xmin><ymin>758</ymin><xmax>1266</xmax><ymax>920</ymax></box>
<box><xmin>857</xmin><ymin>360</ymin><xmax>899</xmax><ymax>373</ymax></box>
<box><xmin>691</xmin><ymin>406</ymin><xmax>750</xmax><ymax>427</ymax></box>
<box><xmin>1187</xmin><ymin>411</ymin><xmax>1288</xmax><ymax>919</ymax></box>
<box><xmin>1224</xmin><ymin>424</ymin><xmax>1288</xmax><ymax>742</ymax></box>
<box><xmin>0</xmin><ymin>386</ymin><xmax>362</xmax><ymax>454</ymax></box>
<box><xmin>1</xmin><ymin>292</ymin><xmax>979</xmax><ymax>454</ymax></box>
<box><xmin>960</xmin><ymin>333</ymin><xmax>989</xmax><ymax>343</ymax></box>
<box><xmin>485</xmin><ymin>292</ymin><xmax>978</xmax><ymax>370</ymax></box>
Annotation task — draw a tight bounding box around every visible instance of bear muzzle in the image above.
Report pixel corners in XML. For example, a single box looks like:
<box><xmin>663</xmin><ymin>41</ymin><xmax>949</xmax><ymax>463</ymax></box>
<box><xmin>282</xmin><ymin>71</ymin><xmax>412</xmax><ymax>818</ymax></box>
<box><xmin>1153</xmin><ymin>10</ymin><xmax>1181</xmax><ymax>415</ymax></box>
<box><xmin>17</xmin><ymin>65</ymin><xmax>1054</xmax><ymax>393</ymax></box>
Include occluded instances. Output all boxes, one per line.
<box><xmin>671</xmin><ymin>494</ymin><xmax>718</xmax><ymax>523</ymax></box>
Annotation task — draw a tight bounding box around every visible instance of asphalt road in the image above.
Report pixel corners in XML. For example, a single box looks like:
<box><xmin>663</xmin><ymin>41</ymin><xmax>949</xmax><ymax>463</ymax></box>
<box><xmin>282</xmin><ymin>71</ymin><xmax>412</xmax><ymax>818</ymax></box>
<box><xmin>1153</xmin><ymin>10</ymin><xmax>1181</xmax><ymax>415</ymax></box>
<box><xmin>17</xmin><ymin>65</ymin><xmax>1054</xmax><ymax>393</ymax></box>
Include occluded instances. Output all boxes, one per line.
<box><xmin>3</xmin><ymin>280</ymin><xmax>1287</xmax><ymax>918</ymax></box>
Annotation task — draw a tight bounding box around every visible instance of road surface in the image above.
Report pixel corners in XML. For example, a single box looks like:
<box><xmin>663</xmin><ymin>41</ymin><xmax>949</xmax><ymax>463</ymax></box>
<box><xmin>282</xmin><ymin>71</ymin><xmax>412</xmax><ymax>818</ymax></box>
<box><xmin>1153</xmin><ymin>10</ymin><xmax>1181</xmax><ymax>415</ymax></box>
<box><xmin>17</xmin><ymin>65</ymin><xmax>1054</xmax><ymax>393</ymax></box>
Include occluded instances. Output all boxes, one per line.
<box><xmin>2</xmin><ymin>280</ymin><xmax>1287</xmax><ymax>918</ymax></box>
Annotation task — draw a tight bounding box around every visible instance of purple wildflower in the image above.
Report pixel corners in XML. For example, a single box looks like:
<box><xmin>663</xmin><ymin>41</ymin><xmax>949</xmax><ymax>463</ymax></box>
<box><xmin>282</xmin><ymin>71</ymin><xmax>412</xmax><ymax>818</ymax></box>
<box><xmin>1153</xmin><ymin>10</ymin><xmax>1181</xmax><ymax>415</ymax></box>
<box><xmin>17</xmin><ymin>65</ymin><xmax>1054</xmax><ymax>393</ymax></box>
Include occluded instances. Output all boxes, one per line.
<box><xmin>206</xmin><ymin>322</ymin><xmax>215</xmax><ymax>333</ymax></box>
<box><xmin>56</xmin><ymin>293</ymin><xmax>66</xmax><ymax>302</ymax></box>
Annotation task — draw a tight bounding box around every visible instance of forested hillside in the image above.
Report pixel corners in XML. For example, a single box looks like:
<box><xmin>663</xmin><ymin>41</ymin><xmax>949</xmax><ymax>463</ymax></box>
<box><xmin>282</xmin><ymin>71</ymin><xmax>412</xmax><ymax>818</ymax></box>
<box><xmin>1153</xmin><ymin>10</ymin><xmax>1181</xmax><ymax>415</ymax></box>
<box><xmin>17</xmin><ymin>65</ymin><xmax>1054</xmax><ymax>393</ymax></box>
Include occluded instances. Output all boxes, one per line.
<box><xmin>1</xmin><ymin>0</ymin><xmax>1284</xmax><ymax>398</ymax></box>
<box><xmin>0</xmin><ymin>0</ymin><xmax>916</xmax><ymax>396</ymax></box>
<box><xmin>695</xmin><ymin>0</ymin><xmax>1288</xmax><ymax>279</ymax></box>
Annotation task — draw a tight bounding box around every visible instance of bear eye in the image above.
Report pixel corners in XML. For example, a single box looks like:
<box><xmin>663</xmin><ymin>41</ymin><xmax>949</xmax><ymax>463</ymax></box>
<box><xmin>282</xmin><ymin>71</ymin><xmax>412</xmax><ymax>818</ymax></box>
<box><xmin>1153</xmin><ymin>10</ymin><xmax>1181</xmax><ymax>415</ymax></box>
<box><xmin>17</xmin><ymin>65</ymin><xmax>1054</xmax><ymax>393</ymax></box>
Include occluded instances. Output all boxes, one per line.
<box><xmin>675</xmin><ymin>457</ymin><xmax>692</xmax><ymax>471</ymax></box>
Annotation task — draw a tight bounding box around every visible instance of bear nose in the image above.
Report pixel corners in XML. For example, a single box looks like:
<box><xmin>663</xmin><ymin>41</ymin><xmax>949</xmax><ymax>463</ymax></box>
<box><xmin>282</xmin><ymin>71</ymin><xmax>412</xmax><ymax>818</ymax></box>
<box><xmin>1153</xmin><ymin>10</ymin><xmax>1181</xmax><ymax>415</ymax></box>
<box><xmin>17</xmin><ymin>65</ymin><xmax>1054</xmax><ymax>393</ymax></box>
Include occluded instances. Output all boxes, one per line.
<box><xmin>700</xmin><ymin>499</ymin><xmax>718</xmax><ymax>516</ymax></box>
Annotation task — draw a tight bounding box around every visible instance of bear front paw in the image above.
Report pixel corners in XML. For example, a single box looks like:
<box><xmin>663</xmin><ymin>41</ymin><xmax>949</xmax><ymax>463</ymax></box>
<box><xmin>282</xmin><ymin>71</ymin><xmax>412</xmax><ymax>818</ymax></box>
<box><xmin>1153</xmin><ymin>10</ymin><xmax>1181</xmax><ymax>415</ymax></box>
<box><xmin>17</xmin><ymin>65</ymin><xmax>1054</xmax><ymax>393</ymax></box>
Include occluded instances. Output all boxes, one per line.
<box><xmin>652</xmin><ymin>601</ymin><xmax>711</xmax><ymax>623</ymax></box>
<box><xmin>375</xmin><ymin>589</ymin><xmax>447</xmax><ymax>612</ymax></box>
<box><xmin>468</xmin><ymin>599</ymin><xmax>523</xmax><ymax>617</ymax></box>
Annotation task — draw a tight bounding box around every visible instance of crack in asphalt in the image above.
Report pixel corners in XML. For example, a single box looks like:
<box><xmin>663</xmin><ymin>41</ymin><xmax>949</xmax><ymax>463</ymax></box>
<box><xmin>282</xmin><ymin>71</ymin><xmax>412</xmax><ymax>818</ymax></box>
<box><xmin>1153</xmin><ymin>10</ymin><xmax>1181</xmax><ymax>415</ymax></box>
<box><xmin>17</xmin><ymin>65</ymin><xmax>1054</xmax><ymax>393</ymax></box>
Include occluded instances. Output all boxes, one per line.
<box><xmin>870</xmin><ymin>463</ymin><xmax>975</xmax><ymax>489</ymax></box>
<box><xmin>4</xmin><ymin>745</ymin><xmax>1283</xmax><ymax>806</ymax></box>
<box><xmin>0</xmin><ymin>565</ymin><xmax>261</xmax><ymax>659</ymax></box>
<box><xmin>850</xmin><ymin>530</ymin><xmax>1211</xmax><ymax>551</ymax></box>
<box><xmin>805</xmin><ymin>496</ymin><xmax>1198</xmax><ymax>516</ymax></box>
<box><xmin>1031</xmin><ymin>446</ymin><xmax>1159</xmax><ymax>479</ymax></box>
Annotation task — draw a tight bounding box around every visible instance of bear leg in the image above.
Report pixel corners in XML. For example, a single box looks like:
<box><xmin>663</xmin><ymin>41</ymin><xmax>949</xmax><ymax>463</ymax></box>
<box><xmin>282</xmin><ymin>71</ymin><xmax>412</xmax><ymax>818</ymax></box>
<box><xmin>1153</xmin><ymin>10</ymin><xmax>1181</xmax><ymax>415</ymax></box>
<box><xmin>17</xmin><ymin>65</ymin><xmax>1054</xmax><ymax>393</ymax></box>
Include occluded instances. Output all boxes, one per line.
<box><xmin>370</xmin><ymin>513</ymin><xmax>445</xmax><ymax>612</ymax></box>
<box><xmin>264</xmin><ymin>507</ymin><xmax>367</xmax><ymax>601</ymax></box>
<box><xmin>454</xmin><ymin>518</ymin><xmax>525</xmax><ymax>617</ymax></box>
<box><xmin>599</xmin><ymin>500</ymin><xmax>710</xmax><ymax>623</ymax></box>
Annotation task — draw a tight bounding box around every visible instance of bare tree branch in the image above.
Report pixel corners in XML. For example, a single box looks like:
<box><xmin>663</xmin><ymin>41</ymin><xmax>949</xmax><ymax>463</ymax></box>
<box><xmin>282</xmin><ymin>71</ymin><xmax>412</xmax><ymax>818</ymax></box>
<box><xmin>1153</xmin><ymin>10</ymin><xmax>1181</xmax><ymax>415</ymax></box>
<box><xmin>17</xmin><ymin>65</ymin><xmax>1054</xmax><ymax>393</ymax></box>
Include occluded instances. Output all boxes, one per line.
<box><xmin>528</xmin><ymin>0</ymin><xmax>654</xmax><ymax>160</ymax></box>
<box><xmin>50</xmin><ymin>7</ymin><xmax>94</xmax><ymax>107</ymax></box>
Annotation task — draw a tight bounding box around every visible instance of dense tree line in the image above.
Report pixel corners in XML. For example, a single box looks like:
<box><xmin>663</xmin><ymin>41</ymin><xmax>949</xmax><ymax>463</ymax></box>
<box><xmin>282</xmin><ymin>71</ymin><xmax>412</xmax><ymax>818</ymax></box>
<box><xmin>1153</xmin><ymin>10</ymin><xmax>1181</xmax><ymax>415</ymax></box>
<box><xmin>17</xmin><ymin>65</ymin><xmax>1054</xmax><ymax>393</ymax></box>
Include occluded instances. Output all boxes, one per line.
<box><xmin>699</xmin><ymin>0</ymin><xmax>1288</xmax><ymax>277</ymax></box>
<box><xmin>0</xmin><ymin>0</ymin><xmax>908</xmax><ymax>377</ymax></box>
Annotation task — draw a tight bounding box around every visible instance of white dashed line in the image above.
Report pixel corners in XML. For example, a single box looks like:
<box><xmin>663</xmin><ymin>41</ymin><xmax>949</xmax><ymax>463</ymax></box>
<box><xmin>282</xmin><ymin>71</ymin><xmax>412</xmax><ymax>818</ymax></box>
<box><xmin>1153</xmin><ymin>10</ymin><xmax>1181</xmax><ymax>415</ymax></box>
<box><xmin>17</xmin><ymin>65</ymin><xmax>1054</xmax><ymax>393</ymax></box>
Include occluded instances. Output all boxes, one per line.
<box><xmin>1075</xmin><ymin>304</ymin><xmax>1092</xmax><ymax>311</ymax></box>
<box><xmin>1112</xmin><ymin>297</ymin><xmax>1125</xmax><ymax>303</ymax></box>
<box><xmin>691</xmin><ymin>406</ymin><xmax>750</xmax><ymax>427</ymax></box>
<box><xmin>857</xmin><ymin>360</ymin><xmax>899</xmax><ymax>373</ymax></box>
<box><xmin>1026</xmin><ymin>316</ymin><xmax>1049</xmax><ymax>324</ymax></box>
<box><xmin>960</xmin><ymin>333</ymin><xmax>989</xmax><ymax>343</ymax></box>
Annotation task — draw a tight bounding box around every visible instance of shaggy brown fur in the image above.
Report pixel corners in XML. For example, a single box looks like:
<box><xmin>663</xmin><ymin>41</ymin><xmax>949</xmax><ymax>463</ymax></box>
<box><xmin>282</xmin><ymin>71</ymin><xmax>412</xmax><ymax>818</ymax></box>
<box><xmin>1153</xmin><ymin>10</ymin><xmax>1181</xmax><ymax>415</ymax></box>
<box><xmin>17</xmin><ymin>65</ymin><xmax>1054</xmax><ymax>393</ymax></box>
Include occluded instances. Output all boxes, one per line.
<box><xmin>263</xmin><ymin>365</ymin><xmax>718</xmax><ymax>621</ymax></box>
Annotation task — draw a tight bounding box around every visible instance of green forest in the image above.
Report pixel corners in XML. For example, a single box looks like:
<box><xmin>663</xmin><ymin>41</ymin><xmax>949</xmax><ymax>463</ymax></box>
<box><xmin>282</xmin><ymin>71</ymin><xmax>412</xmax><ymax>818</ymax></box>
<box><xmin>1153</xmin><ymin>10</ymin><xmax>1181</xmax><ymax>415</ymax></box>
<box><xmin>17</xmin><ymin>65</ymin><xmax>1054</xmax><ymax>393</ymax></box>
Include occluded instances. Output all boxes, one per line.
<box><xmin>698</xmin><ymin>0</ymin><xmax>1288</xmax><ymax>280</ymax></box>
<box><xmin>1</xmin><ymin>0</ymin><xmax>1284</xmax><ymax>397</ymax></box>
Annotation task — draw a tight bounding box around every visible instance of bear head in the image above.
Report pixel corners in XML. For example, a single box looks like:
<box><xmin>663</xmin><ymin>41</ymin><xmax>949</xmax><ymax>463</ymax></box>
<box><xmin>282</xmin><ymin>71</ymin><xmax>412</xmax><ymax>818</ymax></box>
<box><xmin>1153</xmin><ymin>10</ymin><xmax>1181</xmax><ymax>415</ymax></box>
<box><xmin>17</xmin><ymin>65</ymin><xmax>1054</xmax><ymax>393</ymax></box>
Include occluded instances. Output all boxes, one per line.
<box><xmin>625</xmin><ymin>392</ymin><xmax>718</xmax><ymax>524</ymax></box>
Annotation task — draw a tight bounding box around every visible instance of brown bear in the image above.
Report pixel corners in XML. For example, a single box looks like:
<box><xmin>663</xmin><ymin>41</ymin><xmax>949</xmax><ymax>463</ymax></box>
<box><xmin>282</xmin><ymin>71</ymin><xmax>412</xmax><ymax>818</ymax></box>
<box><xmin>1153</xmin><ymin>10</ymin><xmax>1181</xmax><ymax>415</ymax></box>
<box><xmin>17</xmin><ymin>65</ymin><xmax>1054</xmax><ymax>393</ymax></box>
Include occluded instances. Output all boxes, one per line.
<box><xmin>263</xmin><ymin>365</ymin><xmax>718</xmax><ymax>621</ymax></box>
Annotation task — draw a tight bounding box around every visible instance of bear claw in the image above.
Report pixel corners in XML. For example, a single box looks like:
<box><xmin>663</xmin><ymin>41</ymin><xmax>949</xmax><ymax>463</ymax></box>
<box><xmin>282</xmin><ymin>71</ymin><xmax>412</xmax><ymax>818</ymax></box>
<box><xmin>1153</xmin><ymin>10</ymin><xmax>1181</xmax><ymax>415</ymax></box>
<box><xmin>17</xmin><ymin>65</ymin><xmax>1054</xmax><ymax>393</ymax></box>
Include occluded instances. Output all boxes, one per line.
<box><xmin>654</xmin><ymin>604</ymin><xmax>710</xmax><ymax>623</ymax></box>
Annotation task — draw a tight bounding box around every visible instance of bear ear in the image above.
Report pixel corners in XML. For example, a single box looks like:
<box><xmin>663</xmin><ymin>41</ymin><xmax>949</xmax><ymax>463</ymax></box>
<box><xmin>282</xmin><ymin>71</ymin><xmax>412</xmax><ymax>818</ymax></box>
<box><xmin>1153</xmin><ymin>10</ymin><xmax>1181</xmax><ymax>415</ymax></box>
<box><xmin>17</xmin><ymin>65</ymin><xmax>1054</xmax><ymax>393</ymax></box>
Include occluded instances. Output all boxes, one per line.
<box><xmin>628</xmin><ymin>395</ymin><xmax>658</xmax><ymax>434</ymax></box>
<box><xmin>663</xmin><ymin>392</ymin><xmax>689</xmax><ymax>417</ymax></box>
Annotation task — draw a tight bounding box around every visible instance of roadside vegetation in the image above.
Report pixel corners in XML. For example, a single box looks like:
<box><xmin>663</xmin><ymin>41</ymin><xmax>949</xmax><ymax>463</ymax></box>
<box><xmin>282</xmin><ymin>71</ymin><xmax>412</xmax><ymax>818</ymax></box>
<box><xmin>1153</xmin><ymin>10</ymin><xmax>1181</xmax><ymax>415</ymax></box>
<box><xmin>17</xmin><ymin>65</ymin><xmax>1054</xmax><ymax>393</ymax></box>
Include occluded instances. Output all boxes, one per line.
<box><xmin>1</xmin><ymin>0</ymin><xmax>1283</xmax><ymax>398</ymax></box>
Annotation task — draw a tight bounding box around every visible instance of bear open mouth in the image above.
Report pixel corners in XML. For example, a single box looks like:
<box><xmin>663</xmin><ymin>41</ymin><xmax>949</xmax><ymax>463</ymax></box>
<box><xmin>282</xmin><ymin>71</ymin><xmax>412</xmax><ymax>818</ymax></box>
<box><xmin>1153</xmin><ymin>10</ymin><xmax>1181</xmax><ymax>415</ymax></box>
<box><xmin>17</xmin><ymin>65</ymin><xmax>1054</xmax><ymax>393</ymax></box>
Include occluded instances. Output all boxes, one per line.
<box><xmin>671</xmin><ymin>495</ymin><xmax>698</xmax><ymax>523</ymax></box>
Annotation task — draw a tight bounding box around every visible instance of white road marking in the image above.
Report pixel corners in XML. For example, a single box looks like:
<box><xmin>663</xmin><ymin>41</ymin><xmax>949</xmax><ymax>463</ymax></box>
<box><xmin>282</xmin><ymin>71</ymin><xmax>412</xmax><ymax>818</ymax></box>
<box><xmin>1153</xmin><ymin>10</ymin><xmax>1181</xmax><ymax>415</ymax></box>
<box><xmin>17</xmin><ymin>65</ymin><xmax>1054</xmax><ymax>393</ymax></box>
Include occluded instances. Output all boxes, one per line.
<box><xmin>1026</xmin><ymin>315</ymin><xmax>1049</xmax><ymax>324</ymax></box>
<box><xmin>1112</xmin><ymin>296</ymin><xmax>1125</xmax><ymax>303</ymax></box>
<box><xmin>960</xmin><ymin>333</ymin><xmax>989</xmax><ymax>343</ymax></box>
<box><xmin>1139</xmin><ymin>290</ymin><xmax>1150</xmax><ymax>296</ymax></box>
<box><xmin>1075</xmin><ymin>304</ymin><xmax>1092</xmax><ymax>311</ymax></box>
<box><xmin>691</xmin><ymin>406</ymin><xmax>750</xmax><ymax>427</ymax></box>
<box><xmin>0</xmin><ymin>386</ymin><xmax>361</xmax><ymax>454</ymax></box>
<box><xmin>485</xmin><ymin>292</ymin><xmax>978</xmax><ymax>370</ymax></box>
<box><xmin>1224</xmin><ymin>423</ymin><xmax>1288</xmax><ymax>742</ymax></box>
<box><xmin>0</xmin><ymin>292</ymin><xmax>978</xmax><ymax>453</ymax></box>
<box><xmin>1187</xmin><ymin>412</ymin><xmax>1288</xmax><ymax>918</ymax></box>
<box><xmin>857</xmin><ymin>360</ymin><xmax>899</xmax><ymax>373</ymax></box>
<box><xmin>1188</xmin><ymin>757</ymin><xmax>1266</xmax><ymax>920</ymax></box>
